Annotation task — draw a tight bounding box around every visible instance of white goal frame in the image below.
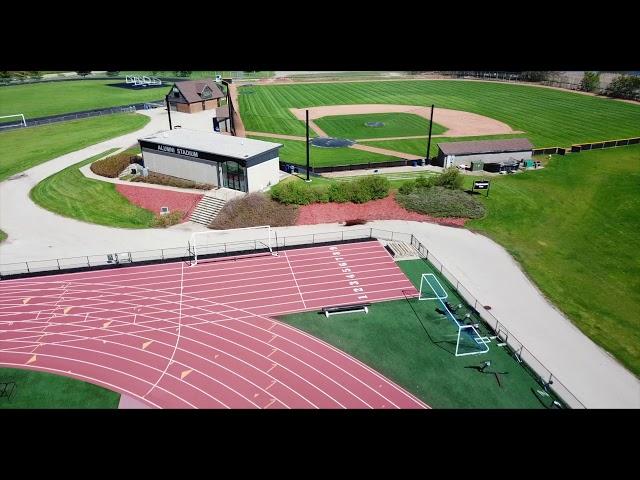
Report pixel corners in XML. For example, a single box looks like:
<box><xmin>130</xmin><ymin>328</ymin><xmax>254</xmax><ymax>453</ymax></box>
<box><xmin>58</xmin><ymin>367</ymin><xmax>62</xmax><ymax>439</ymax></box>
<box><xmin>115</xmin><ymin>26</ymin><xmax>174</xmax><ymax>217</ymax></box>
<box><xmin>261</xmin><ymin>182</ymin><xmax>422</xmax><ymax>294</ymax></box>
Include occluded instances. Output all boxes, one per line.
<box><xmin>0</xmin><ymin>114</ymin><xmax>26</xmax><ymax>129</ymax></box>
<box><xmin>419</xmin><ymin>273</ymin><xmax>490</xmax><ymax>357</ymax></box>
<box><xmin>189</xmin><ymin>225</ymin><xmax>275</xmax><ymax>266</ymax></box>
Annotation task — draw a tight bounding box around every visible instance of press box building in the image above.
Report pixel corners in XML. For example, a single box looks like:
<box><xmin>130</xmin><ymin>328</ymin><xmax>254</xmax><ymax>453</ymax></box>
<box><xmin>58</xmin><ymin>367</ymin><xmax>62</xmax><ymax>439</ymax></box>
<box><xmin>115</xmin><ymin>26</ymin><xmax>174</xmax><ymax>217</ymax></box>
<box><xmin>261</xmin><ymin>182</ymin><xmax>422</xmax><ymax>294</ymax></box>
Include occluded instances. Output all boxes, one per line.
<box><xmin>138</xmin><ymin>129</ymin><xmax>282</xmax><ymax>193</ymax></box>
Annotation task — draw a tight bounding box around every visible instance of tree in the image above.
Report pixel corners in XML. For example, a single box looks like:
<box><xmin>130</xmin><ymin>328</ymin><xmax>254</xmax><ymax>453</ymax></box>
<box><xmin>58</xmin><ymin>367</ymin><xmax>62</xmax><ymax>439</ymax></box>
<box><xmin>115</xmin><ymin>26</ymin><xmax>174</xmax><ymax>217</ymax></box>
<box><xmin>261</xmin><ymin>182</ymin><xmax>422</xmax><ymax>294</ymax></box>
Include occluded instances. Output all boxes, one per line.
<box><xmin>579</xmin><ymin>71</ymin><xmax>600</xmax><ymax>92</ymax></box>
<box><xmin>76</xmin><ymin>71</ymin><xmax>91</xmax><ymax>77</ymax></box>
<box><xmin>604</xmin><ymin>74</ymin><xmax>640</xmax><ymax>100</ymax></box>
<box><xmin>174</xmin><ymin>71</ymin><xmax>191</xmax><ymax>78</ymax></box>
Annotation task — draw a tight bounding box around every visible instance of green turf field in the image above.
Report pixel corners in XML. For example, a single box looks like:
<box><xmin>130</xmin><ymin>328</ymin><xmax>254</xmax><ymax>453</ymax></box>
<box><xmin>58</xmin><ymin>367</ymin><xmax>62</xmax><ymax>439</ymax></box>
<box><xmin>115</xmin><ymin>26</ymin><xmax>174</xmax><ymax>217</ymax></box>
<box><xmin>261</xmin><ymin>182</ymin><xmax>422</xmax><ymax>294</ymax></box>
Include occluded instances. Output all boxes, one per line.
<box><xmin>0</xmin><ymin>113</ymin><xmax>150</xmax><ymax>182</ymax></box>
<box><xmin>30</xmin><ymin>149</ymin><xmax>156</xmax><ymax>229</ymax></box>
<box><xmin>314</xmin><ymin>113</ymin><xmax>446</xmax><ymax>139</ymax></box>
<box><xmin>239</xmin><ymin>80</ymin><xmax>640</xmax><ymax>147</ymax></box>
<box><xmin>0</xmin><ymin>368</ymin><xmax>119</xmax><ymax>408</ymax></box>
<box><xmin>247</xmin><ymin>136</ymin><xmax>397</xmax><ymax>167</ymax></box>
<box><xmin>0</xmin><ymin>80</ymin><xmax>170</xmax><ymax>118</ymax></box>
<box><xmin>467</xmin><ymin>145</ymin><xmax>640</xmax><ymax>376</ymax></box>
<box><xmin>279</xmin><ymin>257</ymin><xmax>563</xmax><ymax>408</ymax></box>
<box><xmin>363</xmin><ymin>133</ymin><xmax>528</xmax><ymax>158</ymax></box>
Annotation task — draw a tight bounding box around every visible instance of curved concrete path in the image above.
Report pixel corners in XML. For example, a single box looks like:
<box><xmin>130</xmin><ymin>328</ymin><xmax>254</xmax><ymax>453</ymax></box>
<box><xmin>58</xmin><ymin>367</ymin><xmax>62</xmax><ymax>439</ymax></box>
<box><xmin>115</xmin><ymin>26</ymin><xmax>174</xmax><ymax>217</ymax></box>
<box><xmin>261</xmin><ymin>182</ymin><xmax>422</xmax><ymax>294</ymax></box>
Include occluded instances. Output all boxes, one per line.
<box><xmin>0</xmin><ymin>111</ymin><xmax>638</xmax><ymax>408</ymax></box>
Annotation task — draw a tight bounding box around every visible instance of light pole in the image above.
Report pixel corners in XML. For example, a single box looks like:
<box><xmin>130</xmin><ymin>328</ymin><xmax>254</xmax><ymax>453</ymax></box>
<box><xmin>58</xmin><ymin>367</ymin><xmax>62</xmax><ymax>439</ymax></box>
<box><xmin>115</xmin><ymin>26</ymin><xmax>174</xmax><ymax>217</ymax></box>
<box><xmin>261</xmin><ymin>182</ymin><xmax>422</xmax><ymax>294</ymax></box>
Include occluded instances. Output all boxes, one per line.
<box><xmin>165</xmin><ymin>94</ymin><xmax>173</xmax><ymax>130</ymax></box>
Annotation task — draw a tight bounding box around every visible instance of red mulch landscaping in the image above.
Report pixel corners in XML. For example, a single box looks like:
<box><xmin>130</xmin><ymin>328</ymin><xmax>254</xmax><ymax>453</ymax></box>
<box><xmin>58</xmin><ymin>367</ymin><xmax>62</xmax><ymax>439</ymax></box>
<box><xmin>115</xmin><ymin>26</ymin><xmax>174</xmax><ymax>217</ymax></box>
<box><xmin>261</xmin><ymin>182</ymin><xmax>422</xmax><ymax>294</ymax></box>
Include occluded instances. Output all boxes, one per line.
<box><xmin>116</xmin><ymin>185</ymin><xmax>203</xmax><ymax>222</ymax></box>
<box><xmin>295</xmin><ymin>193</ymin><xmax>467</xmax><ymax>227</ymax></box>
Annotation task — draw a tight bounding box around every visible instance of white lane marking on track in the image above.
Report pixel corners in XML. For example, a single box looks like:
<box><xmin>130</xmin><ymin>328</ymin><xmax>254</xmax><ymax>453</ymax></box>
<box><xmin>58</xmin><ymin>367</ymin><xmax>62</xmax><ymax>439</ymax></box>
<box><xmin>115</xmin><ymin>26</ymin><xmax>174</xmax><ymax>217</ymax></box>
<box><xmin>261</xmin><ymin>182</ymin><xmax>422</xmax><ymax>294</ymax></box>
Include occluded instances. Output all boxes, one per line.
<box><xmin>283</xmin><ymin>251</ymin><xmax>306</xmax><ymax>309</ymax></box>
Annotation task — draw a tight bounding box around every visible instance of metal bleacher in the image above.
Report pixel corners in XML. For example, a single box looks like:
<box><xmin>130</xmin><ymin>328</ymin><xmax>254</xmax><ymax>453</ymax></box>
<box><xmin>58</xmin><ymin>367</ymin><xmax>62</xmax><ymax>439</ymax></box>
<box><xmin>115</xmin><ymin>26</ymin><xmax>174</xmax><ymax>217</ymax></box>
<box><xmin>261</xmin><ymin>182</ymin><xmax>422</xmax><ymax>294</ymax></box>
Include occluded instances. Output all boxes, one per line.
<box><xmin>125</xmin><ymin>75</ymin><xmax>162</xmax><ymax>87</ymax></box>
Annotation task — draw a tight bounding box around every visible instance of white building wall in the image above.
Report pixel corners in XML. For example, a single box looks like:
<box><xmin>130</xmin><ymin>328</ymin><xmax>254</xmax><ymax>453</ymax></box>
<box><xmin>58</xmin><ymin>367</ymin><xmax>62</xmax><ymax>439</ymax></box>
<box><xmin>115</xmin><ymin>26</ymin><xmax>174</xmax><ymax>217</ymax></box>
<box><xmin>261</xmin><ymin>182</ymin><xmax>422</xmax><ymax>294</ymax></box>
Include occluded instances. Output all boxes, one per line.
<box><xmin>452</xmin><ymin>151</ymin><xmax>533</xmax><ymax>166</ymax></box>
<box><xmin>247</xmin><ymin>157</ymin><xmax>280</xmax><ymax>192</ymax></box>
<box><xmin>142</xmin><ymin>150</ymin><xmax>219</xmax><ymax>186</ymax></box>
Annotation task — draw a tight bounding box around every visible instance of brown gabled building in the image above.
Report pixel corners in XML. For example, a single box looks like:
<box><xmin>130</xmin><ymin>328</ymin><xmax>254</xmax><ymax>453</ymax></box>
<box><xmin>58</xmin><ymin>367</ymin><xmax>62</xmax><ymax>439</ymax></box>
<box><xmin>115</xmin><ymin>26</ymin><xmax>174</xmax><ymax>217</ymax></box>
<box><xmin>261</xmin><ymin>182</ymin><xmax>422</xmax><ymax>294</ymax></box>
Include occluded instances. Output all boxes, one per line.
<box><xmin>166</xmin><ymin>79</ymin><xmax>225</xmax><ymax>113</ymax></box>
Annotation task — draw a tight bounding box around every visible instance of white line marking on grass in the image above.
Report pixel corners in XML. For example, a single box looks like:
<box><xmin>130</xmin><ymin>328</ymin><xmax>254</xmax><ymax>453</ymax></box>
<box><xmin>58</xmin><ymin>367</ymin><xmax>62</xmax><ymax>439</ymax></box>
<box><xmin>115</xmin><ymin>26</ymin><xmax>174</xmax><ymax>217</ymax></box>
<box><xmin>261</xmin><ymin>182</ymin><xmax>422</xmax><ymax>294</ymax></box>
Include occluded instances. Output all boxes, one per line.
<box><xmin>283</xmin><ymin>251</ymin><xmax>306</xmax><ymax>309</ymax></box>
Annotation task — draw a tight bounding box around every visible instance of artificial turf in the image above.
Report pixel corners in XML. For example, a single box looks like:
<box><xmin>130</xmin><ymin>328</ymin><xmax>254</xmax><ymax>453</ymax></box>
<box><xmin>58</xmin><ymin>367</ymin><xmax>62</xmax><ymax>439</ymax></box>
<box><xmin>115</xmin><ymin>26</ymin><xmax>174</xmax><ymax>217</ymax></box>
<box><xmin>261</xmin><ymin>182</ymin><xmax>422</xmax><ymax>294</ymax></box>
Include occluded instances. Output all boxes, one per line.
<box><xmin>238</xmin><ymin>80</ymin><xmax>640</xmax><ymax>147</ymax></box>
<box><xmin>466</xmin><ymin>145</ymin><xmax>640</xmax><ymax>377</ymax></box>
<box><xmin>278</xmin><ymin>257</ymin><xmax>563</xmax><ymax>408</ymax></box>
<box><xmin>0</xmin><ymin>367</ymin><xmax>120</xmax><ymax>409</ymax></box>
<box><xmin>30</xmin><ymin>150</ymin><xmax>156</xmax><ymax>229</ymax></box>
<box><xmin>314</xmin><ymin>112</ymin><xmax>446</xmax><ymax>139</ymax></box>
<box><xmin>0</xmin><ymin>113</ymin><xmax>150</xmax><ymax>182</ymax></box>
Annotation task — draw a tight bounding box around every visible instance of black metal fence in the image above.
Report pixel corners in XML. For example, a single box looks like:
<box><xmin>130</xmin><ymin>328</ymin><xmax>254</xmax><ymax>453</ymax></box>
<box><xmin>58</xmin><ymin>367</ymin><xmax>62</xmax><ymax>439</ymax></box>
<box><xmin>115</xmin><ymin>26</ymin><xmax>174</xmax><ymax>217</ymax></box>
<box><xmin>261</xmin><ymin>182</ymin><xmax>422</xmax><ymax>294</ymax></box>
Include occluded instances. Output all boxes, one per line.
<box><xmin>570</xmin><ymin>137</ymin><xmax>640</xmax><ymax>153</ymax></box>
<box><xmin>280</xmin><ymin>158</ymin><xmax>422</xmax><ymax>174</ymax></box>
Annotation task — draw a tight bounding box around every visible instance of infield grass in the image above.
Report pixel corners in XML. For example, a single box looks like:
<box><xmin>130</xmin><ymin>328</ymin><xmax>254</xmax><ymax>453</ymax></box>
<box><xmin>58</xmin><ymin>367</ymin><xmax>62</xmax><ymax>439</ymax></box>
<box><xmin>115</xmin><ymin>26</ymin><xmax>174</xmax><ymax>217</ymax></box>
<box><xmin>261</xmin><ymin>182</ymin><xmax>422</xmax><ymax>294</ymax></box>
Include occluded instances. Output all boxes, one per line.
<box><xmin>239</xmin><ymin>80</ymin><xmax>640</xmax><ymax>147</ymax></box>
<box><xmin>314</xmin><ymin>112</ymin><xmax>446</xmax><ymax>139</ymax></box>
<box><xmin>30</xmin><ymin>150</ymin><xmax>156</xmax><ymax>229</ymax></box>
<box><xmin>0</xmin><ymin>367</ymin><xmax>120</xmax><ymax>408</ymax></box>
<box><xmin>0</xmin><ymin>113</ymin><xmax>150</xmax><ymax>182</ymax></box>
<box><xmin>279</xmin><ymin>257</ymin><xmax>563</xmax><ymax>408</ymax></box>
<box><xmin>467</xmin><ymin>145</ymin><xmax>640</xmax><ymax>376</ymax></box>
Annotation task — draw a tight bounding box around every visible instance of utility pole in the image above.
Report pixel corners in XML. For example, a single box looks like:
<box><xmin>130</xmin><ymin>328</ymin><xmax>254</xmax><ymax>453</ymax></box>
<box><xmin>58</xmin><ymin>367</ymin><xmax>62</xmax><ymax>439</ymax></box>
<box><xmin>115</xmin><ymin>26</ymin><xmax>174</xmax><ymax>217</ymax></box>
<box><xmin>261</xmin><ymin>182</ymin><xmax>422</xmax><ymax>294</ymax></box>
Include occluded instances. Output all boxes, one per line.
<box><xmin>165</xmin><ymin>95</ymin><xmax>172</xmax><ymax>130</ymax></box>
<box><xmin>426</xmin><ymin>104</ymin><xmax>434</xmax><ymax>164</ymax></box>
<box><xmin>305</xmin><ymin>109</ymin><xmax>311</xmax><ymax>182</ymax></box>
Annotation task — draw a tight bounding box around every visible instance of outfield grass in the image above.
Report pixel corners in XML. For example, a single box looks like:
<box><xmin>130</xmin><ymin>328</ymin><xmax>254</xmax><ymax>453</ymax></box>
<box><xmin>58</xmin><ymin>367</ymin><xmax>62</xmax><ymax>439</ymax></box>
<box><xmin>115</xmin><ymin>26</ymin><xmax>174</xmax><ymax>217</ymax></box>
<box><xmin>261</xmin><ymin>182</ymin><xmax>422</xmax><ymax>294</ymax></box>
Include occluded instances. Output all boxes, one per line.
<box><xmin>0</xmin><ymin>80</ymin><xmax>170</xmax><ymax>118</ymax></box>
<box><xmin>0</xmin><ymin>367</ymin><xmax>119</xmax><ymax>408</ymax></box>
<box><xmin>314</xmin><ymin>113</ymin><xmax>446</xmax><ymax>139</ymax></box>
<box><xmin>467</xmin><ymin>145</ymin><xmax>640</xmax><ymax>376</ymax></box>
<box><xmin>0</xmin><ymin>113</ymin><xmax>150</xmax><ymax>182</ymax></box>
<box><xmin>363</xmin><ymin>133</ymin><xmax>528</xmax><ymax>158</ymax></box>
<box><xmin>30</xmin><ymin>150</ymin><xmax>156</xmax><ymax>229</ymax></box>
<box><xmin>247</xmin><ymin>136</ymin><xmax>397</xmax><ymax>167</ymax></box>
<box><xmin>239</xmin><ymin>80</ymin><xmax>640</xmax><ymax>147</ymax></box>
<box><xmin>279</xmin><ymin>257</ymin><xmax>561</xmax><ymax>408</ymax></box>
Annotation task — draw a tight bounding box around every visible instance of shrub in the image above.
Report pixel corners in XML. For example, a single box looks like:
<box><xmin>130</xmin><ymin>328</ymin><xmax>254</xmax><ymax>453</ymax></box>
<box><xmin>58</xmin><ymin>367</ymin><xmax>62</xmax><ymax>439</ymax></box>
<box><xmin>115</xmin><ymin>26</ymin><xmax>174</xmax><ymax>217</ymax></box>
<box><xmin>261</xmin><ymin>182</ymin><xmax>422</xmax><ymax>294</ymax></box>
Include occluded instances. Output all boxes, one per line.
<box><xmin>270</xmin><ymin>180</ymin><xmax>328</xmax><ymax>205</ymax></box>
<box><xmin>131</xmin><ymin>171</ymin><xmax>212</xmax><ymax>190</ymax></box>
<box><xmin>580</xmin><ymin>71</ymin><xmax>600</xmax><ymax>92</ymax></box>
<box><xmin>432</xmin><ymin>167</ymin><xmax>464</xmax><ymax>190</ymax></box>
<box><xmin>210</xmin><ymin>193</ymin><xmax>298</xmax><ymax>229</ymax></box>
<box><xmin>604</xmin><ymin>74</ymin><xmax>640</xmax><ymax>100</ymax></box>
<box><xmin>327</xmin><ymin>182</ymin><xmax>352</xmax><ymax>203</ymax></box>
<box><xmin>355</xmin><ymin>175</ymin><xmax>390</xmax><ymax>200</ymax></box>
<box><xmin>344</xmin><ymin>218</ymin><xmax>367</xmax><ymax>226</ymax></box>
<box><xmin>90</xmin><ymin>153</ymin><xmax>135</xmax><ymax>178</ymax></box>
<box><xmin>152</xmin><ymin>210</ymin><xmax>183</xmax><ymax>228</ymax></box>
<box><xmin>397</xmin><ymin>186</ymin><xmax>486</xmax><ymax>219</ymax></box>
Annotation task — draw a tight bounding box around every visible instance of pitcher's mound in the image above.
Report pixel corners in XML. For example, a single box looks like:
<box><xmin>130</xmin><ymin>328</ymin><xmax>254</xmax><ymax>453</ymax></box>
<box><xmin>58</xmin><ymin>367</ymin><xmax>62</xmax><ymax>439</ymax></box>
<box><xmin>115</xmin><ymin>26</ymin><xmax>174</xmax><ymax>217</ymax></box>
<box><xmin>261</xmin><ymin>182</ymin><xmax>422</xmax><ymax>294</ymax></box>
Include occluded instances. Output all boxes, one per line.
<box><xmin>311</xmin><ymin>137</ymin><xmax>355</xmax><ymax>148</ymax></box>
<box><xmin>365</xmin><ymin>121</ymin><xmax>385</xmax><ymax>127</ymax></box>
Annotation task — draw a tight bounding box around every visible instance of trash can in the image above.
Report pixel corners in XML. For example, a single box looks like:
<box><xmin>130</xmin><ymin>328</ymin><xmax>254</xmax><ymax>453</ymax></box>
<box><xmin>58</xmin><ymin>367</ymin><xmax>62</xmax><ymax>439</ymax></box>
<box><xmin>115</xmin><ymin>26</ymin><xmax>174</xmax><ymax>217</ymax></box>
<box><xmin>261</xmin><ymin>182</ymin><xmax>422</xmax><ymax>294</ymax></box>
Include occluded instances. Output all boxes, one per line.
<box><xmin>412</xmin><ymin>160</ymin><xmax>418</xmax><ymax>167</ymax></box>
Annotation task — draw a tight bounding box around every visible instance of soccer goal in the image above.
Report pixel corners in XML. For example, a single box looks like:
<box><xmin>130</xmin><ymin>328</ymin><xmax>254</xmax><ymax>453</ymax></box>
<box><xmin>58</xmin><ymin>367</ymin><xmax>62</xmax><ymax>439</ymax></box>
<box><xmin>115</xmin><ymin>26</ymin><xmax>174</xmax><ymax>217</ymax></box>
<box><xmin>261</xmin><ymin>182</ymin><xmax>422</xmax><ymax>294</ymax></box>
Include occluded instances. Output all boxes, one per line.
<box><xmin>419</xmin><ymin>273</ymin><xmax>490</xmax><ymax>357</ymax></box>
<box><xmin>189</xmin><ymin>225</ymin><xmax>276</xmax><ymax>265</ymax></box>
<box><xmin>0</xmin><ymin>114</ymin><xmax>26</xmax><ymax>129</ymax></box>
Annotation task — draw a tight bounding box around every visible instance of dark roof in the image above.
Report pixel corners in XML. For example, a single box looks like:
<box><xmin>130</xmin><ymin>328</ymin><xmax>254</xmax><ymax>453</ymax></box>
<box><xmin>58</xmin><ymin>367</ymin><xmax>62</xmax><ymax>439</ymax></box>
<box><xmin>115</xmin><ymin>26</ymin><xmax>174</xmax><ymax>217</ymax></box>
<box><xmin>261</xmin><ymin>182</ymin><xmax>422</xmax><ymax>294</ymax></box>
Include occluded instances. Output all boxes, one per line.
<box><xmin>172</xmin><ymin>79</ymin><xmax>225</xmax><ymax>103</ymax></box>
<box><xmin>438</xmin><ymin>138</ymin><xmax>533</xmax><ymax>156</ymax></box>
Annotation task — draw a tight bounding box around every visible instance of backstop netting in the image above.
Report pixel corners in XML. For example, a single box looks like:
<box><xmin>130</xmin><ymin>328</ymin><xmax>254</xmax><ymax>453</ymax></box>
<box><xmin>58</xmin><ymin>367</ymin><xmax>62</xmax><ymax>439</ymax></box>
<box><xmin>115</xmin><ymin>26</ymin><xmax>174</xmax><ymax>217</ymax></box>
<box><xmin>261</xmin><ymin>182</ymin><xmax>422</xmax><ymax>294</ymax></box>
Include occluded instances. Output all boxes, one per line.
<box><xmin>419</xmin><ymin>273</ymin><xmax>490</xmax><ymax>357</ymax></box>
<box><xmin>189</xmin><ymin>225</ymin><xmax>275</xmax><ymax>265</ymax></box>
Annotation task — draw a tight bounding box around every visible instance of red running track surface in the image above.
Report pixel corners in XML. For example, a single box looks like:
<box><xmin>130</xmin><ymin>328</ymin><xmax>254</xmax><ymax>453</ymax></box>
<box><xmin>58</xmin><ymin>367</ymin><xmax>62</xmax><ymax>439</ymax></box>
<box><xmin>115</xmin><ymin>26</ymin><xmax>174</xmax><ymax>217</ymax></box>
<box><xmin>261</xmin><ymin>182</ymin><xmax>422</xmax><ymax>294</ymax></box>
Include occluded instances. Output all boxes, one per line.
<box><xmin>0</xmin><ymin>240</ymin><xmax>426</xmax><ymax>409</ymax></box>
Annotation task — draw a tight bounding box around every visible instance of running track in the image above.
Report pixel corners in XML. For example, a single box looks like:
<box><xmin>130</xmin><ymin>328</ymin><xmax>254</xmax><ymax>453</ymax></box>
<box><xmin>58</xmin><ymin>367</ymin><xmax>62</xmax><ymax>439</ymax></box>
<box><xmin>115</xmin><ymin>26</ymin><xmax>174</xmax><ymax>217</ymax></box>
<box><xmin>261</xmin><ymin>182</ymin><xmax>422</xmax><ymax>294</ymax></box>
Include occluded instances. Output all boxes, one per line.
<box><xmin>0</xmin><ymin>240</ymin><xmax>427</xmax><ymax>409</ymax></box>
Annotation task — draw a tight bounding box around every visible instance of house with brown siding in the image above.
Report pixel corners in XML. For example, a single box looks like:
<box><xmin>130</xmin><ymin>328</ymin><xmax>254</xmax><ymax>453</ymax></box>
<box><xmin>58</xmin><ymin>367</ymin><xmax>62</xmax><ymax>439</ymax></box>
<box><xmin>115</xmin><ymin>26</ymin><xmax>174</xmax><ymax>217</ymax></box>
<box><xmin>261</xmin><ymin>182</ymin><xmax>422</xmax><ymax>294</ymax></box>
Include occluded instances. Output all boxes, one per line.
<box><xmin>166</xmin><ymin>79</ymin><xmax>225</xmax><ymax>113</ymax></box>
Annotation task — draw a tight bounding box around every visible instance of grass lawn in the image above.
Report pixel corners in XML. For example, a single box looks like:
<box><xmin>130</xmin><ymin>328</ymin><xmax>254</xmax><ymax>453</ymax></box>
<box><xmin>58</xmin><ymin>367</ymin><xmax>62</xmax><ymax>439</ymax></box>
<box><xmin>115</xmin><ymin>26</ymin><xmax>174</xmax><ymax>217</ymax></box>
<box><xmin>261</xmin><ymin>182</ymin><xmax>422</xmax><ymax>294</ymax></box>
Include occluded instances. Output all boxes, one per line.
<box><xmin>278</xmin><ymin>257</ymin><xmax>562</xmax><ymax>408</ymax></box>
<box><xmin>466</xmin><ymin>145</ymin><xmax>640</xmax><ymax>376</ymax></box>
<box><xmin>0</xmin><ymin>80</ymin><xmax>170</xmax><ymax>118</ymax></box>
<box><xmin>0</xmin><ymin>367</ymin><xmax>119</xmax><ymax>408</ymax></box>
<box><xmin>363</xmin><ymin>133</ymin><xmax>528</xmax><ymax>158</ymax></box>
<box><xmin>238</xmin><ymin>80</ymin><xmax>640</xmax><ymax>146</ymax></box>
<box><xmin>0</xmin><ymin>113</ymin><xmax>150</xmax><ymax>182</ymax></box>
<box><xmin>30</xmin><ymin>150</ymin><xmax>156</xmax><ymax>229</ymax></box>
<box><xmin>247</xmin><ymin>136</ymin><xmax>397</xmax><ymax>167</ymax></box>
<box><xmin>314</xmin><ymin>113</ymin><xmax>446</xmax><ymax>139</ymax></box>
<box><xmin>285</xmin><ymin>170</ymin><xmax>438</xmax><ymax>190</ymax></box>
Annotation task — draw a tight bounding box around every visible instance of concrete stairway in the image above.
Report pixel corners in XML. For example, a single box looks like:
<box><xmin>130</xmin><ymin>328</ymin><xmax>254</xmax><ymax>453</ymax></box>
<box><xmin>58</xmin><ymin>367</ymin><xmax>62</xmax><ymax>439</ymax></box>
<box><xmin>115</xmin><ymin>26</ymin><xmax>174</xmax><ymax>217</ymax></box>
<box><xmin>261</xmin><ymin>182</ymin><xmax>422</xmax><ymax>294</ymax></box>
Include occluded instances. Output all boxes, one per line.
<box><xmin>189</xmin><ymin>195</ymin><xmax>227</xmax><ymax>226</ymax></box>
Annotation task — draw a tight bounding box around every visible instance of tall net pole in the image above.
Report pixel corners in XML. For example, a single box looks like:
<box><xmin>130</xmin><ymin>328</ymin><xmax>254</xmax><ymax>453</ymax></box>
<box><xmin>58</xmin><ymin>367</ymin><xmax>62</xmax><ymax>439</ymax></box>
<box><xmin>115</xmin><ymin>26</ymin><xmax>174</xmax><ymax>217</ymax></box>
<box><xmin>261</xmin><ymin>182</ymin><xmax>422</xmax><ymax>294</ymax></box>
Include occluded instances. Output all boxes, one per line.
<box><xmin>305</xmin><ymin>109</ymin><xmax>311</xmax><ymax>182</ymax></box>
<box><xmin>426</xmin><ymin>104</ymin><xmax>434</xmax><ymax>163</ymax></box>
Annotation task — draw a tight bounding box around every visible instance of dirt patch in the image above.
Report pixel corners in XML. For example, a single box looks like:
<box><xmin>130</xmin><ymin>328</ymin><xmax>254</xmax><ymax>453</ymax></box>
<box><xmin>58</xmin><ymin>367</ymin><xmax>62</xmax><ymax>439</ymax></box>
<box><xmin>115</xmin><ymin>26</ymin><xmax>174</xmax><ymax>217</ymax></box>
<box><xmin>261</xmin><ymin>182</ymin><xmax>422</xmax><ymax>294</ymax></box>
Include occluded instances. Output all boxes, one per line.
<box><xmin>289</xmin><ymin>104</ymin><xmax>521</xmax><ymax>137</ymax></box>
<box><xmin>295</xmin><ymin>193</ymin><xmax>467</xmax><ymax>227</ymax></box>
<box><xmin>116</xmin><ymin>184</ymin><xmax>203</xmax><ymax>222</ymax></box>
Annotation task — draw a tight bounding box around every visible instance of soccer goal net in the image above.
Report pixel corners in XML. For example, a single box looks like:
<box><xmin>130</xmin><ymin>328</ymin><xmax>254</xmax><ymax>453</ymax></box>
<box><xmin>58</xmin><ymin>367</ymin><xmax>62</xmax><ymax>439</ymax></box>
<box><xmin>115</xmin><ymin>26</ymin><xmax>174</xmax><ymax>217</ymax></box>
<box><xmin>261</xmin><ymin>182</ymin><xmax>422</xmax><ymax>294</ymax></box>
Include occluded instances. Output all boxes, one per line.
<box><xmin>189</xmin><ymin>225</ymin><xmax>276</xmax><ymax>265</ymax></box>
<box><xmin>0</xmin><ymin>114</ymin><xmax>26</xmax><ymax>129</ymax></box>
<box><xmin>419</xmin><ymin>273</ymin><xmax>490</xmax><ymax>357</ymax></box>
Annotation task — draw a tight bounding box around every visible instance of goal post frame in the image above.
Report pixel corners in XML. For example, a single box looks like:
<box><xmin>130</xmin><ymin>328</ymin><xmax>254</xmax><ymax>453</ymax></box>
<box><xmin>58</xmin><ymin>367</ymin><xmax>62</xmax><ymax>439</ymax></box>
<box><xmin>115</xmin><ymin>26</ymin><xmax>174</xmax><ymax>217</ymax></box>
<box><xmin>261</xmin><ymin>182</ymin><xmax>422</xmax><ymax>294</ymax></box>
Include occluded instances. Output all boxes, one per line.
<box><xmin>419</xmin><ymin>273</ymin><xmax>448</xmax><ymax>301</ymax></box>
<box><xmin>189</xmin><ymin>225</ymin><xmax>275</xmax><ymax>265</ymax></box>
<box><xmin>0</xmin><ymin>114</ymin><xmax>26</xmax><ymax>129</ymax></box>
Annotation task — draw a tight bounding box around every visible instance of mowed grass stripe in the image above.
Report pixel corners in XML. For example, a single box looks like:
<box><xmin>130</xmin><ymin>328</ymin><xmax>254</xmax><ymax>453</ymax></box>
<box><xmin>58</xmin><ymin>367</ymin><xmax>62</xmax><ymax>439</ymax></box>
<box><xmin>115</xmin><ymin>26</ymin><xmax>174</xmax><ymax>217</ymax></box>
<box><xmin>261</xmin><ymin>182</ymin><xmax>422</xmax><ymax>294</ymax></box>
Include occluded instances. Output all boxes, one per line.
<box><xmin>315</xmin><ymin>113</ymin><xmax>446</xmax><ymax>139</ymax></box>
<box><xmin>30</xmin><ymin>150</ymin><xmax>156</xmax><ymax>229</ymax></box>
<box><xmin>239</xmin><ymin>80</ymin><xmax>640</xmax><ymax>147</ymax></box>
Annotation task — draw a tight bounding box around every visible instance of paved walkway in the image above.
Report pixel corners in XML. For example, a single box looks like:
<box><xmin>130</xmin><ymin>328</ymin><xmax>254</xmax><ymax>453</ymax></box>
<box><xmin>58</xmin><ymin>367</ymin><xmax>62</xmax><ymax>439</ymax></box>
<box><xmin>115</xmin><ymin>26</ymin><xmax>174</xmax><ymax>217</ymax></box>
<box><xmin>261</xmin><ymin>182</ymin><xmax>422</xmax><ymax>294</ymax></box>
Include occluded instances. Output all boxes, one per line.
<box><xmin>1</xmin><ymin>110</ymin><xmax>638</xmax><ymax>408</ymax></box>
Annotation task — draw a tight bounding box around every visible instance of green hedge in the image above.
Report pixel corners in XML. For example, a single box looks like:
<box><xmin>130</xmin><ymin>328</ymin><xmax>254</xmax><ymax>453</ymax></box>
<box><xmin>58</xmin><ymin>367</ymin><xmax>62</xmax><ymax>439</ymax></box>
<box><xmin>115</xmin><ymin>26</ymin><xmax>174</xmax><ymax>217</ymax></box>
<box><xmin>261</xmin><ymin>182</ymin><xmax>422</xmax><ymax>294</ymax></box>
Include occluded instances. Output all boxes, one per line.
<box><xmin>271</xmin><ymin>176</ymin><xmax>390</xmax><ymax>205</ymax></box>
<box><xmin>399</xmin><ymin>168</ymin><xmax>463</xmax><ymax>195</ymax></box>
<box><xmin>397</xmin><ymin>186</ymin><xmax>486</xmax><ymax>219</ymax></box>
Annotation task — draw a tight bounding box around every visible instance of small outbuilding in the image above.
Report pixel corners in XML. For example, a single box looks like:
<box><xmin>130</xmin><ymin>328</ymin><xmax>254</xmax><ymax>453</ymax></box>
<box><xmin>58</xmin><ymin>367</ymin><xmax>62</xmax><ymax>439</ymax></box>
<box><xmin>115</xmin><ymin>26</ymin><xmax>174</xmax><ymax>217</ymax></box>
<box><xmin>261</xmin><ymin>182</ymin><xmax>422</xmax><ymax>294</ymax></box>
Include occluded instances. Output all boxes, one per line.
<box><xmin>166</xmin><ymin>79</ymin><xmax>225</xmax><ymax>114</ymax></box>
<box><xmin>435</xmin><ymin>138</ymin><xmax>534</xmax><ymax>169</ymax></box>
<box><xmin>138</xmin><ymin>129</ymin><xmax>282</xmax><ymax>193</ymax></box>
